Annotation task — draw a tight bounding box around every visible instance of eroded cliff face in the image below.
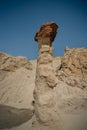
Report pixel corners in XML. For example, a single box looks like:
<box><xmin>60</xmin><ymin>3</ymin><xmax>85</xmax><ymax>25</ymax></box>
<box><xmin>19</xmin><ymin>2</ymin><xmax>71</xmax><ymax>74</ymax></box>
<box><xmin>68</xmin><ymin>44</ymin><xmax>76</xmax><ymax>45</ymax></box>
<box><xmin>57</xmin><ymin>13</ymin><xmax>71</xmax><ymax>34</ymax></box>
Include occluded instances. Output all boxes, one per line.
<box><xmin>62</xmin><ymin>47</ymin><xmax>87</xmax><ymax>78</ymax></box>
<box><xmin>0</xmin><ymin>53</ymin><xmax>32</xmax><ymax>72</ymax></box>
<box><xmin>56</xmin><ymin>47</ymin><xmax>87</xmax><ymax>89</ymax></box>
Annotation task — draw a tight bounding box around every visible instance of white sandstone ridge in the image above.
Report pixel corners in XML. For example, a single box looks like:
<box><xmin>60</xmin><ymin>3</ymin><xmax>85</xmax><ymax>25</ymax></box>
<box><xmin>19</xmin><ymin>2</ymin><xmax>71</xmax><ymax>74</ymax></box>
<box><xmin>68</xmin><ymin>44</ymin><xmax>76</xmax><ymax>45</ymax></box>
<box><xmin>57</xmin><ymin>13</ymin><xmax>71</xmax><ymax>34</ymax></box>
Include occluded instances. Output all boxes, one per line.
<box><xmin>57</xmin><ymin>47</ymin><xmax>87</xmax><ymax>89</ymax></box>
<box><xmin>0</xmin><ymin>52</ymin><xmax>32</xmax><ymax>72</ymax></box>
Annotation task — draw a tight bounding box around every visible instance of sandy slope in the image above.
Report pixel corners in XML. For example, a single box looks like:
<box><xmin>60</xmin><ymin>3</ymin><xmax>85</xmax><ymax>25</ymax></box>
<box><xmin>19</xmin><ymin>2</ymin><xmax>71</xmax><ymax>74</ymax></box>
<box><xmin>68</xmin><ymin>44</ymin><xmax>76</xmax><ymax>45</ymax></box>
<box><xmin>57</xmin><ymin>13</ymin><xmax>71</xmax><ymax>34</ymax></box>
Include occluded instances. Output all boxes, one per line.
<box><xmin>0</xmin><ymin>57</ymin><xmax>87</xmax><ymax>130</ymax></box>
<box><xmin>0</xmin><ymin>60</ymin><xmax>36</xmax><ymax>109</ymax></box>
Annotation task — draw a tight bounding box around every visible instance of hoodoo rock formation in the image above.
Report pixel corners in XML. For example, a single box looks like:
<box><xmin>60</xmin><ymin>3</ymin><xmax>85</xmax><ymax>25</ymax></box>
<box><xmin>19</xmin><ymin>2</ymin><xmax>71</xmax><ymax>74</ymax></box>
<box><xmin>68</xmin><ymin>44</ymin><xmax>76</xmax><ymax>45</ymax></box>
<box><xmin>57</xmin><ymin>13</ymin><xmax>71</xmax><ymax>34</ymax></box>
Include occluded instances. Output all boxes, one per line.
<box><xmin>33</xmin><ymin>22</ymin><xmax>63</xmax><ymax>129</ymax></box>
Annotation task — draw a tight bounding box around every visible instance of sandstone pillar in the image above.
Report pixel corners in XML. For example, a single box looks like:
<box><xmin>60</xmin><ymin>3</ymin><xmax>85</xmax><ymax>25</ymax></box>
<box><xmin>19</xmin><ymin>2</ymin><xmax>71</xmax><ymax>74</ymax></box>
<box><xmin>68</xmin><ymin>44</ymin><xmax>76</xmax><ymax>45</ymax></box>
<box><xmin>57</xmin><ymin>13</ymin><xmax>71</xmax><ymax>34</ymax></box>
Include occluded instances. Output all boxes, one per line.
<box><xmin>34</xmin><ymin>22</ymin><xmax>63</xmax><ymax>129</ymax></box>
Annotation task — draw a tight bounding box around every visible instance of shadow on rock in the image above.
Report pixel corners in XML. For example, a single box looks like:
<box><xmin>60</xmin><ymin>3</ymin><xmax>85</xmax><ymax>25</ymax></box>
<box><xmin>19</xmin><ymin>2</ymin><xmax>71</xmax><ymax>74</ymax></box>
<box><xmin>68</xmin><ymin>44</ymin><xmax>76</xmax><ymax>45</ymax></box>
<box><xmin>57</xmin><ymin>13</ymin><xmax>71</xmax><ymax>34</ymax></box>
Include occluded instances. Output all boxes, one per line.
<box><xmin>0</xmin><ymin>104</ymin><xmax>34</xmax><ymax>129</ymax></box>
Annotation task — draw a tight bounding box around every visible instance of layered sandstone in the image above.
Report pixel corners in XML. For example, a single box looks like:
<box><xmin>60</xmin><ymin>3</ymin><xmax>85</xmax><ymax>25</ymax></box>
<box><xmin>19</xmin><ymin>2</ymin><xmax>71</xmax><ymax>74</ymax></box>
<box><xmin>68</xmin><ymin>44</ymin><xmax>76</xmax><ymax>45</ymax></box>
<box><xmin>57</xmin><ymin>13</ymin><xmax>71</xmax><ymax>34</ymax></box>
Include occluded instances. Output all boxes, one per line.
<box><xmin>33</xmin><ymin>22</ymin><xmax>63</xmax><ymax>129</ymax></box>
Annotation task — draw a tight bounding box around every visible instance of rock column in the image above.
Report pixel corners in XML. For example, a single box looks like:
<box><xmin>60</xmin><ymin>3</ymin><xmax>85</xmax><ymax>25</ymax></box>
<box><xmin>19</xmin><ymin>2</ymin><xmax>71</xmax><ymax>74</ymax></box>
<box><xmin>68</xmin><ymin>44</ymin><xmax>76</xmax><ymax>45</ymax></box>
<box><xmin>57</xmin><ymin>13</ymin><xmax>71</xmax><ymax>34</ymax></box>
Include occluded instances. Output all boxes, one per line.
<box><xmin>34</xmin><ymin>22</ymin><xmax>63</xmax><ymax>129</ymax></box>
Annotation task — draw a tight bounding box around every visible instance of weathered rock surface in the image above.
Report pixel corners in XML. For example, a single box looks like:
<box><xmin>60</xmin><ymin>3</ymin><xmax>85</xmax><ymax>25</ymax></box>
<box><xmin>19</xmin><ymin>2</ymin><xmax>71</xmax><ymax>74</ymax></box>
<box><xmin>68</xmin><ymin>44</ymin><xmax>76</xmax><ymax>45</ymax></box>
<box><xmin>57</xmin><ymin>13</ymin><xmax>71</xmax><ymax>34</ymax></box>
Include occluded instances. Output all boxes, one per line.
<box><xmin>34</xmin><ymin>22</ymin><xmax>58</xmax><ymax>48</ymax></box>
<box><xmin>57</xmin><ymin>47</ymin><xmax>87</xmax><ymax>88</ymax></box>
<box><xmin>61</xmin><ymin>47</ymin><xmax>87</xmax><ymax>78</ymax></box>
<box><xmin>0</xmin><ymin>53</ymin><xmax>32</xmax><ymax>72</ymax></box>
<box><xmin>0</xmin><ymin>53</ymin><xmax>32</xmax><ymax>81</ymax></box>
